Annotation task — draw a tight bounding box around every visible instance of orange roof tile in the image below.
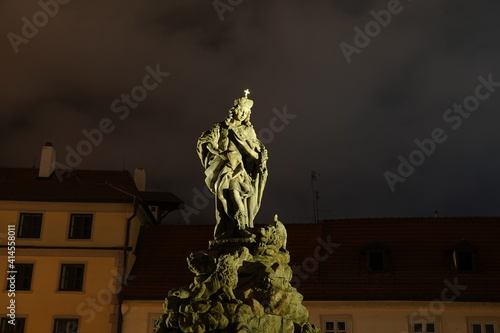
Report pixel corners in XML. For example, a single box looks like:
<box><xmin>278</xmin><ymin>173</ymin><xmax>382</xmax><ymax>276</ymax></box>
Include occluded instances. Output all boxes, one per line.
<box><xmin>0</xmin><ymin>168</ymin><xmax>181</xmax><ymax>206</ymax></box>
<box><xmin>124</xmin><ymin>217</ymin><xmax>500</xmax><ymax>302</ymax></box>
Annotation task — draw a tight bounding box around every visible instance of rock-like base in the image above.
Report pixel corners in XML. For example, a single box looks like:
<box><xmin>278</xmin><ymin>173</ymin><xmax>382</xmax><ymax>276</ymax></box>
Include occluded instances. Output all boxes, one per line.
<box><xmin>155</xmin><ymin>218</ymin><xmax>320</xmax><ymax>333</ymax></box>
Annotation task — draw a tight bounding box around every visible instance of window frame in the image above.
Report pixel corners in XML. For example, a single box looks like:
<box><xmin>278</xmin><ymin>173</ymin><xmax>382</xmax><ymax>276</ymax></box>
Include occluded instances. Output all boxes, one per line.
<box><xmin>5</xmin><ymin>264</ymin><xmax>34</xmax><ymax>291</ymax></box>
<box><xmin>467</xmin><ymin>318</ymin><xmax>500</xmax><ymax>333</ymax></box>
<box><xmin>53</xmin><ymin>318</ymin><xmax>79</xmax><ymax>333</ymax></box>
<box><xmin>58</xmin><ymin>264</ymin><xmax>85</xmax><ymax>292</ymax></box>
<box><xmin>0</xmin><ymin>317</ymin><xmax>26</xmax><ymax>333</ymax></box>
<box><xmin>17</xmin><ymin>213</ymin><xmax>43</xmax><ymax>239</ymax></box>
<box><xmin>449</xmin><ymin>240</ymin><xmax>479</xmax><ymax>274</ymax></box>
<box><xmin>67</xmin><ymin>214</ymin><xmax>93</xmax><ymax>240</ymax></box>
<box><xmin>409</xmin><ymin>316</ymin><xmax>441</xmax><ymax>333</ymax></box>
<box><xmin>320</xmin><ymin>315</ymin><xmax>353</xmax><ymax>333</ymax></box>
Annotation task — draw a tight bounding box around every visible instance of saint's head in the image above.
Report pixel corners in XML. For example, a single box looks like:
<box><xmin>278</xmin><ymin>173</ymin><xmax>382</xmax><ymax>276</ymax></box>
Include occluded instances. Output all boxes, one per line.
<box><xmin>228</xmin><ymin>95</ymin><xmax>253</xmax><ymax>124</ymax></box>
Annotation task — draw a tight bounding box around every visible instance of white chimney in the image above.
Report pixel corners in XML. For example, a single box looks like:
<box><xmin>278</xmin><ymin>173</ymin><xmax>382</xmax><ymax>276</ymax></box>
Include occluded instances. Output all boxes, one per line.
<box><xmin>38</xmin><ymin>142</ymin><xmax>56</xmax><ymax>178</ymax></box>
<box><xmin>134</xmin><ymin>168</ymin><xmax>146</xmax><ymax>191</ymax></box>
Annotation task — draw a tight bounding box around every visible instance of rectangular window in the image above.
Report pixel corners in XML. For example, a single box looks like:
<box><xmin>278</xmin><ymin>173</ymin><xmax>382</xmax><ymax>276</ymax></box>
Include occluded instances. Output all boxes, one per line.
<box><xmin>0</xmin><ymin>317</ymin><xmax>25</xmax><ymax>333</ymax></box>
<box><xmin>468</xmin><ymin>319</ymin><xmax>499</xmax><ymax>333</ymax></box>
<box><xmin>68</xmin><ymin>214</ymin><xmax>93</xmax><ymax>239</ymax></box>
<box><xmin>12</xmin><ymin>264</ymin><xmax>33</xmax><ymax>291</ymax></box>
<box><xmin>59</xmin><ymin>264</ymin><xmax>84</xmax><ymax>291</ymax></box>
<box><xmin>53</xmin><ymin>318</ymin><xmax>78</xmax><ymax>333</ymax></box>
<box><xmin>410</xmin><ymin>316</ymin><xmax>440</xmax><ymax>333</ymax></box>
<box><xmin>18</xmin><ymin>213</ymin><xmax>42</xmax><ymax>238</ymax></box>
<box><xmin>321</xmin><ymin>315</ymin><xmax>352</xmax><ymax>333</ymax></box>
<box><xmin>412</xmin><ymin>323</ymin><xmax>437</xmax><ymax>332</ymax></box>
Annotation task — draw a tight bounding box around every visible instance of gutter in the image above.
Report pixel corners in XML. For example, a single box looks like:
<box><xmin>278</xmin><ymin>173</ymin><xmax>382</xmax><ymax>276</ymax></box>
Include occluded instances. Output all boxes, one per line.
<box><xmin>117</xmin><ymin>197</ymin><xmax>139</xmax><ymax>333</ymax></box>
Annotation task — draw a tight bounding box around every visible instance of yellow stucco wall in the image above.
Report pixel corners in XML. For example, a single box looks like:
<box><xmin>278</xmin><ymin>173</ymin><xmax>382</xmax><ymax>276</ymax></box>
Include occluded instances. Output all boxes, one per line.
<box><xmin>305</xmin><ymin>301</ymin><xmax>500</xmax><ymax>333</ymax></box>
<box><xmin>0</xmin><ymin>250</ymin><xmax>123</xmax><ymax>332</ymax></box>
<box><xmin>0</xmin><ymin>200</ymin><xmax>148</xmax><ymax>333</ymax></box>
<box><xmin>0</xmin><ymin>201</ymin><xmax>132</xmax><ymax>247</ymax></box>
<box><xmin>121</xmin><ymin>300</ymin><xmax>500</xmax><ymax>333</ymax></box>
<box><xmin>122</xmin><ymin>301</ymin><xmax>163</xmax><ymax>333</ymax></box>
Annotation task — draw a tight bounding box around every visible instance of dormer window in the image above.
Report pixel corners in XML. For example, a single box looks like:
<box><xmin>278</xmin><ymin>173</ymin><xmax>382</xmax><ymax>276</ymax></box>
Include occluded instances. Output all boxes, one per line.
<box><xmin>361</xmin><ymin>241</ymin><xmax>391</xmax><ymax>273</ymax></box>
<box><xmin>455</xmin><ymin>251</ymin><xmax>474</xmax><ymax>272</ymax></box>
<box><xmin>368</xmin><ymin>251</ymin><xmax>385</xmax><ymax>272</ymax></box>
<box><xmin>449</xmin><ymin>240</ymin><xmax>478</xmax><ymax>273</ymax></box>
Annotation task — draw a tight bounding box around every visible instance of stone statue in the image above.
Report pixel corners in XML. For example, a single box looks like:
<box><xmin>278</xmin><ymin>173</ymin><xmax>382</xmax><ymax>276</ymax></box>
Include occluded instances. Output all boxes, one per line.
<box><xmin>197</xmin><ymin>90</ymin><xmax>268</xmax><ymax>240</ymax></box>
<box><xmin>155</xmin><ymin>90</ymin><xmax>321</xmax><ymax>333</ymax></box>
<box><xmin>156</xmin><ymin>218</ymin><xmax>321</xmax><ymax>333</ymax></box>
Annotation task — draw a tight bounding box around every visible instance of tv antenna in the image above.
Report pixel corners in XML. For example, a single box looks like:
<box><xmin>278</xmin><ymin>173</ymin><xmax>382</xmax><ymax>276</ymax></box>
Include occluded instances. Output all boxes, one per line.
<box><xmin>311</xmin><ymin>171</ymin><xmax>320</xmax><ymax>223</ymax></box>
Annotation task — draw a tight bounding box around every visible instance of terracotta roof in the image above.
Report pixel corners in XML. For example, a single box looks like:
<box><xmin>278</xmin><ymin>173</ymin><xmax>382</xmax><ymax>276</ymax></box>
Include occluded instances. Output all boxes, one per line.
<box><xmin>0</xmin><ymin>168</ymin><xmax>181</xmax><ymax>206</ymax></box>
<box><xmin>139</xmin><ymin>191</ymin><xmax>184</xmax><ymax>215</ymax></box>
<box><xmin>140</xmin><ymin>191</ymin><xmax>183</xmax><ymax>204</ymax></box>
<box><xmin>126</xmin><ymin>225</ymin><xmax>214</xmax><ymax>299</ymax></box>
<box><xmin>123</xmin><ymin>217</ymin><xmax>500</xmax><ymax>302</ymax></box>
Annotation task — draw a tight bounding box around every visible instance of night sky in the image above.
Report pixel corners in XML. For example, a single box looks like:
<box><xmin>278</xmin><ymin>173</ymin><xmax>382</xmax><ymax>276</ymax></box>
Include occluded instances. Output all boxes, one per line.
<box><xmin>1</xmin><ymin>0</ymin><xmax>500</xmax><ymax>225</ymax></box>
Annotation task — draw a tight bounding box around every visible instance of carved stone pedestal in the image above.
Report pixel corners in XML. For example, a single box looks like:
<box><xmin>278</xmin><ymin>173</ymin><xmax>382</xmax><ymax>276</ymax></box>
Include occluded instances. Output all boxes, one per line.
<box><xmin>155</xmin><ymin>218</ymin><xmax>320</xmax><ymax>333</ymax></box>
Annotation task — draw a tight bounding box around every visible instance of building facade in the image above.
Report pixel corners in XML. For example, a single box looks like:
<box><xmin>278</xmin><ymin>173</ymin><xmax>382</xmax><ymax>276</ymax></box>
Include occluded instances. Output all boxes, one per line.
<box><xmin>0</xmin><ymin>144</ymin><xmax>182</xmax><ymax>333</ymax></box>
<box><xmin>122</xmin><ymin>217</ymin><xmax>500</xmax><ymax>333</ymax></box>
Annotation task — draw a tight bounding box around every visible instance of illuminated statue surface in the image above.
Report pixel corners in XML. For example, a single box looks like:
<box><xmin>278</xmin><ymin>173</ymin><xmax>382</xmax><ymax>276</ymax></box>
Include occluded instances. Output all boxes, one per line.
<box><xmin>156</xmin><ymin>90</ymin><xmax>320</xmax><ymax>333</ymax></box>
<box><xmin>197</xmin><ymin>91</ymin><xmax>268</xmax><ymax>240</ymax></box>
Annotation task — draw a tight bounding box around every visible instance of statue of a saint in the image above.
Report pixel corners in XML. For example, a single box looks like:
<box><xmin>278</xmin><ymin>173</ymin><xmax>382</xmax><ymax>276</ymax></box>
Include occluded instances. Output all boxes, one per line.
<box><xmin>197</xmin><ymin>91</ymin><xmax>268</xmax><ymax>240</ymax></box>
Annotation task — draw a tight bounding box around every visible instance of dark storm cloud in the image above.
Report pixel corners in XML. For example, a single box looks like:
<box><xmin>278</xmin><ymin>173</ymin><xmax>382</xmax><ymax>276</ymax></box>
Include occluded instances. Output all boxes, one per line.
<box><xmin>1</xmin><ymin>0</ymin><xmax>500</xmax><ymax>224</ymax></box>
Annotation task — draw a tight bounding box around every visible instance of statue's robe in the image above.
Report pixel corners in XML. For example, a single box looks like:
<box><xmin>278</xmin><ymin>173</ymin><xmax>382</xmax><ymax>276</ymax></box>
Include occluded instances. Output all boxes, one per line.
<box><xmin>197</xmin><ymin>120</ymin><xmax>268</xmax><ymax>239</ymax></box>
